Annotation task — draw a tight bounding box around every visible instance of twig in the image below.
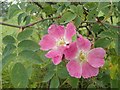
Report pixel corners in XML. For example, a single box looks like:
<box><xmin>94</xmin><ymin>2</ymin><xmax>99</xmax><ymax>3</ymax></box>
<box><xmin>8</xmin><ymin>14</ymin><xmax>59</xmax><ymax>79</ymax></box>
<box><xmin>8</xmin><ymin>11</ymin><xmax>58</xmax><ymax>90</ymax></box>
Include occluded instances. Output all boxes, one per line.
<box><xmin>0</xmin><ymin>16</ymin><xmax>61</xmax><ymax>30</ymax></box>
<box><xmin>82</xmin><ymin>21</ymin><xmax>120</xmax><ymax>28</ymax></box>
<box><xmin>22</xmin><ymin>16</ymin><xmax>60</xmax><ymax>29</ymax></box>
<box><xmin>0</xmin><ymin>22</ymin><xmax>22</xmax><ymax>28</ymax></box>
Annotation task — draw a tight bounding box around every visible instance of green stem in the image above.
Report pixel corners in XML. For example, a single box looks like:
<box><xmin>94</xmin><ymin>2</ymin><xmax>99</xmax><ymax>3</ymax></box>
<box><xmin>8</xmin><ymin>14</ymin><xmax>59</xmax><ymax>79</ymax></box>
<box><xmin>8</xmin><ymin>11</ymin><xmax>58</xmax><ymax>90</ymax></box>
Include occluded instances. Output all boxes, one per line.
<box><xmin>60</xmin><ymin>78</ymin><xmax>69</xmax><ymax>87</ymax></box>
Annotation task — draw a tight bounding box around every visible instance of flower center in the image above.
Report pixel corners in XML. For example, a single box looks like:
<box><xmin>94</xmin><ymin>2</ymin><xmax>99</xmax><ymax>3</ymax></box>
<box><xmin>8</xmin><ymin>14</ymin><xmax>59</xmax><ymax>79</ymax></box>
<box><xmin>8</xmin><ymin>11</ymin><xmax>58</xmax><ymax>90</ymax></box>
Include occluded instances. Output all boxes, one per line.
<box><xmin>57</xmin><ymin>38</ymin><xmax>66</xmax><ymax>46</ymax></box>
<box><xmin>78</xmin><ymin>51</ymin><xmax>86</xmax><ymax>62</ymax></box>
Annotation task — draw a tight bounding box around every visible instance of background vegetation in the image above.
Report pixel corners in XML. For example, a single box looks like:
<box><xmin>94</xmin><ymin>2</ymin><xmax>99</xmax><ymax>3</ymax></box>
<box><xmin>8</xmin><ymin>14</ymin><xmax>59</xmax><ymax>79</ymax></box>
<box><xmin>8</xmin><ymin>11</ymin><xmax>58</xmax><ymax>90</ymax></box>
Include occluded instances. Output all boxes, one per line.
<box><xmin>1</xmin><ymin>1</ymin><xmax>120</xmax><ymax>88</ymax></box>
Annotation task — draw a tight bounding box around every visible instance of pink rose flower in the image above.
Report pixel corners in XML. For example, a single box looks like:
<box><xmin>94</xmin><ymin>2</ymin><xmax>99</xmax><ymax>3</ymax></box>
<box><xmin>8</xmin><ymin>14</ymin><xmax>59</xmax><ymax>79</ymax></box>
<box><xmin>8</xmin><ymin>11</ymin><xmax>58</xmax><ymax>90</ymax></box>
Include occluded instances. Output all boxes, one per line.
<box><xmin>64</xmin><ymin>35</ymin><xmax>106</xmax><ymax>78</ymax></box>
<box><xmin>39</xmin><ymin>22</ymin><xmax>76</xmax><ymax>65</ymax></box>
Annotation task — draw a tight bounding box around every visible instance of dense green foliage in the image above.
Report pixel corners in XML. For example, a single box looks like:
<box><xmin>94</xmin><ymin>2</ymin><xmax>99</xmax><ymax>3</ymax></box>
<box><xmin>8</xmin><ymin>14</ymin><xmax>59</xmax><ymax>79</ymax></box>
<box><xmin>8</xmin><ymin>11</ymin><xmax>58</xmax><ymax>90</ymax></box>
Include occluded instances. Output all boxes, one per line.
<box><xmin>1</xmin><ymin>1</ymin><xmax>120</xmax><ymax>88</ymax></box>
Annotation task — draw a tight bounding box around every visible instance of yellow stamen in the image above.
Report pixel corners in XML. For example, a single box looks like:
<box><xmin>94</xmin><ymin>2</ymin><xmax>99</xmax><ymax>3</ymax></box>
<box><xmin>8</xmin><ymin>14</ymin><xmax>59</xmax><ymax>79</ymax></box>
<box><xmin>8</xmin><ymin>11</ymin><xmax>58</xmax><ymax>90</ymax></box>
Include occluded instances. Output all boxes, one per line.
<box><xmin>57</xmin><ymin>38</ymin><xmax>65</xmax><ymax>46</ymax></box>
<box><xmin>79</xmin><ymin>52</ymin><xmax>86</xmax><ymax>62</ymax></box>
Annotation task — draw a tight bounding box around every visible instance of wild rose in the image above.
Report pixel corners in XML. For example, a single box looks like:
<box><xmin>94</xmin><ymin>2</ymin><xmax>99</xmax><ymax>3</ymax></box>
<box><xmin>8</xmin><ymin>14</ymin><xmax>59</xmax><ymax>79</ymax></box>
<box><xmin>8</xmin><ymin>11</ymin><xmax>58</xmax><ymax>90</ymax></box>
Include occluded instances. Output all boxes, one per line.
<box><xmin>64</xmin><ymin>34</ymin><xmax>106</xmax><ymax>78</ymax></box>
<box><xmin>39</xmin><ymin>22</ymin><xmax>76</xmax><ymax>65</ymax></box>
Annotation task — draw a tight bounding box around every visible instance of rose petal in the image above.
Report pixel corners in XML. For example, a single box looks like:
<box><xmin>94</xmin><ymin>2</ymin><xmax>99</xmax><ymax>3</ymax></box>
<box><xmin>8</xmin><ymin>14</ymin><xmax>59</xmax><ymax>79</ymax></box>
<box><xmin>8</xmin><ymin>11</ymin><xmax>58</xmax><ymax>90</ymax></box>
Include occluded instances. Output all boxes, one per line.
<box><xmin>87</xmin><ymin>48</ymin><xmax>106</xmax><ymax>68</ymax></box>
<box><xmin>48</xmin><ymin>24</ymin><xmax>65</xmax><ymax>39</ymax></box>
<box><xmin>66</xmin><ymin>60</ymin><xmax>82</xmax><ymax>78</ymax></box>
<box><xmin>39</xmin><ymin>34</ymin><xmax>56</xmax><ymax>51</ymax></box>
<box><xmin>45</xmin><ymin>49</ymin><xmax>63</xmax><ymax>65</ymax></box>
<box><xmin>76</xmin><ymin>35</ymin><xmax>91</xmax><ymax>51</ymax></box>
<box><xmin>64</xmin><ymin>42</ymin><xmax>78</xmax><ymax>60</ymax></box>
<box><xmin>82</xmin><ymin>62</ymin><xmax>99</xmax><ymax>79</ymax></box>
<box><xmin>65</xmin><ymin>22</ymin><xmax>76</xmax><ymax>43</ymax></box>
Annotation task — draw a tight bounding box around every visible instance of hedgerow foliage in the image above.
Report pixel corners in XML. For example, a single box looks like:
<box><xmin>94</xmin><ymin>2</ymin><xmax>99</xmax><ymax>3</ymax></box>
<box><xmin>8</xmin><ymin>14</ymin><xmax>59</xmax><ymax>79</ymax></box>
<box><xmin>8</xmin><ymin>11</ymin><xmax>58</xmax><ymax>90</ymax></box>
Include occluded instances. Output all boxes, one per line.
<box><xmin>1</xmin><ymin>1</ymin><xmax>120</xmax><ymax>88</ymax></box>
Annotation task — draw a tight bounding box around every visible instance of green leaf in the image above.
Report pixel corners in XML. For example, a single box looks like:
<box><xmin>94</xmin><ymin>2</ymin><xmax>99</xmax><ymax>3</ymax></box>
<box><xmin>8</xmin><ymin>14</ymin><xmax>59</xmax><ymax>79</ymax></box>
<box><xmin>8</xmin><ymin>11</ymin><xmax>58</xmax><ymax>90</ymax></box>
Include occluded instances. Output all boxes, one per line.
<box><xmin>57</xmin><ymin>5</ymin><xmax>65</xmax><ymax>14</ymax></box>
<box><xmin>43</xmin><ymin>65</ymin><xmax>55</xmax><ymax>82</ymax></box>
<box><xmin>74</xmin><ymin>16</ymin><xmax>81</xmax><ymax>28</ymax></box>
<box><xmin>40</xmin><ymin>51</ymin><xmax>48</xmax><ymax>61</ymax></box>
<box><xmin>50</xmin><ymin>75</ymin><xmax>60</xmax><ymax>88</ymax></box>
<box><xmin>10</xmin><ymin>62</ymin><xmax>28</xmax><ymax>88</ymax></box>
<box><xmin>60</xmin><ymin>11</ymin><xmax>76</xmax><ymax>24</ymax></box>
<box><xmin>99</xmin><ymin>30</ymin><xmax>118</xmax><ymax>39</ymax></box>
<box><xmin>2</xmin><ymin>53</ymin><xmax>16</xmax><ymax>68</ymax></box>
<box><xmin>94</xmin><ymin>79</ymin><xmax>105</xmax><ymax>88</ymax></box>
<box><xmin>64</xmin><ymin>2</ymin><xmax>71</xmax><ymax>7</ymax></box>
<box><xmin>110</xmin><ymin>64</ymin><xmax>118</xmax><ymax>79</ymax></box>
<box><xmin>17</xmin><ymin>29</ymin><xmax>33</xmax><ymax>41</ymax></box>
<box><xmin>26</xmin><ymin>65</ymin><xmax>33</xmax><ymax>78</ymax></box>
<box><xmin>69</xmin><ymin>5</ymin><xmax>77</xmax><ymax>13</ymax></box>
<box><xmin>43</xmin><ymin>4</ymin><xmax>56</xmax><ymax>15</ymax></box>
<box><xmin>68</xmin><ymin>77</ymin><xmax>79</xmax><ymax>88</ymax></box>
<box><xmin>43</xmin><ymin>70</ymin><xmax>55</xmax><ymax>82</ymax></box>
<box><xmin>23</xmin><ymin>15</ymin><xmax>31</xmax><ymax>25</ymax></box>
<box><xmin>3</xmin><ymin>35</ymin><xmax>15</xmax><ymax>44</ymax></box>
<box><xmin>87</xmin><ymin>10</ymin><xmax>98</xmax><ymax>20</ymax></box>
<box><xmin>69</xmin><ymin>5</ymin><xmax>83</xmax><ymax>16</ymax></box>
<box><xmin>72</xmin><ymin>34</ymin><xmax>77</xmax><ymax>42</ymax></box>
<box><xmin>76</xmin><ymin>5</ymin><xmax>83</xmax><ymax>15</ymax></box>
<box><xmin>100</xmin><ymin>70</ymin><xmax>110</xmax><ymax>85</ymax></box>
<box><xmin>97</xmin><ymin>2</ymin><xmax>110</xmax><ymax>15</ymax></box>
<box><xmin>26</xmin><ymin>4</ymin><xmax>39</xmax><ymax>13</ymax></box>
<box><xmin>111</xmin><ymin>79</ymin><xmax>118</xmax><ymax>88</ymax></box>
<box><xmin>3</xmin><ymin>44</ymin><xmax>16</xmax><ymax>58</ymax></box>
<box><xmin>18</xmin><ymin>40</ymin><xmax>39</xmax><ymax>51</ymax></box>
<box><xmin>8</xmin><ymin>4</ymin><xmax>21</xmax><ymax>19</ymax></box>
<box><xmin>92</xmin><ymin>24</ymin><xmax>100</xmax><ymax>33</ymax></box>
<box><xmin>18</xmin><ymin>50</ymin><xmax>41</xmax><ymax>64</ymax></box>
<box><xmin>18</xmin><ymin>12</ymin><xmax>26</xmax><ymax>25</ymax></box>
<box><xmin>57</xmin><ymin>66</ymin><xmax>69</xmax><ymax>79</ymax></box>
<box><xmin>84</xmin><ymin>2</ymin><xmax>98</xmax><ymax>10</ymax></box>
<box><xmin>115</xmin><ymin>38</ymin><xmax>120</xmax><ymax>56</ymax></box>
<box><xmin>18</xmin><ymin>2</ymin><xmax>26</xmax><ymax>10</ymax></box>
<box><xmin>95</xmin><ymin>38</ymin><xmax>112</xmax><ymax>48</ymax></box>
<box><xmin>87</xmin><ymin>84</ymin><xmax>96</xmax><ymax>88</ymax></box>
